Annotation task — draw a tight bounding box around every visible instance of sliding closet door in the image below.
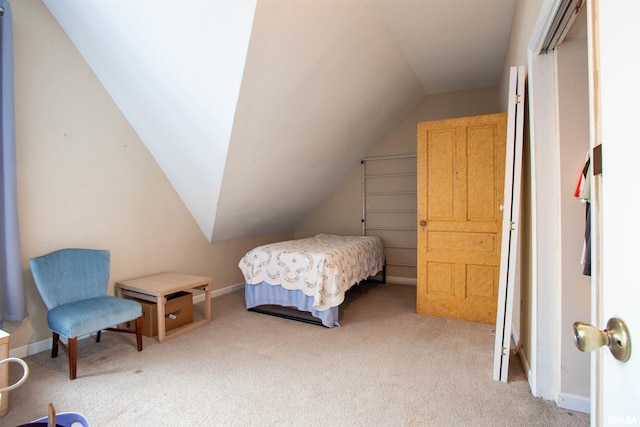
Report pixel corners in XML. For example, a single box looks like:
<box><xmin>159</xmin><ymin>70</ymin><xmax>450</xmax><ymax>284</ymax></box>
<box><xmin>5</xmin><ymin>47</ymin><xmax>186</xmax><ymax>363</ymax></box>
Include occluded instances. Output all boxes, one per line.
<box><xmin>416</xmin><ymin>113</ymin><xmax>506</xmax><ymax>324</ymax></box>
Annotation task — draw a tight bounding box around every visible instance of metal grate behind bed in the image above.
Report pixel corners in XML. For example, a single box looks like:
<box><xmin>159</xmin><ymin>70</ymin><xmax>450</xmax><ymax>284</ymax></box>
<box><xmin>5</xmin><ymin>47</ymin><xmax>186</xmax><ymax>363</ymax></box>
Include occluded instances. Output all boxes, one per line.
<box><xmin>361</xmin><ymin>155</ymin><xmax>417</xmax><ymax>280</ymax></box>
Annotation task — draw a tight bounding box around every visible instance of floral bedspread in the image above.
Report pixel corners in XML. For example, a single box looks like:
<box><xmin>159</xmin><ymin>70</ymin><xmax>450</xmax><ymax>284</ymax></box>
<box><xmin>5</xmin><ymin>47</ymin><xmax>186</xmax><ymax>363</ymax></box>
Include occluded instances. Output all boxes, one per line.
<box><xmin>239</xmin><ymin>234</ymin><xmax>384</xmax><ymax>311</ymax></box>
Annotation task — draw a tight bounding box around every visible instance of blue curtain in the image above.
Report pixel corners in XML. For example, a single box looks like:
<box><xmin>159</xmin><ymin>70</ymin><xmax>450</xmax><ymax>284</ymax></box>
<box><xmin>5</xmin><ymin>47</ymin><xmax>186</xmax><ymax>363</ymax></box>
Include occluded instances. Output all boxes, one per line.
<box><xmin>0</xmin><ymin>1</ymin><xmax>26</xmax><ymax>326</ymax></box>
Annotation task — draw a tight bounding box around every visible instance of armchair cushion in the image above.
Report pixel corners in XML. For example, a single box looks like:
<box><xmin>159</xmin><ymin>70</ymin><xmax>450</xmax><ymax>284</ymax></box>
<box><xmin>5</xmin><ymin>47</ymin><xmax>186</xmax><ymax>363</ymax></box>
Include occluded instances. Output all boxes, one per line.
<box><xmin>47</xmin><ymin>296</ymin><xmax>142</xmax><ymax>338</ymax></box>
<box><xmin>29</xmin><ymin>248</ymin><xmax>110</xmax><ymax>309</ymax></box>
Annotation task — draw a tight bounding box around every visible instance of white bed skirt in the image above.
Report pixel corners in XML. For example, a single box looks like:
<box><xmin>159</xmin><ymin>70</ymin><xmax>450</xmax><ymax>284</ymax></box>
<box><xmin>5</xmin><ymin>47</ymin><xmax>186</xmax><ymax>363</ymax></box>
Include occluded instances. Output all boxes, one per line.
<box><xmin>245</xmin><ymin>281</ymin><xmax>339</xmax><ymax>327</ymax></box>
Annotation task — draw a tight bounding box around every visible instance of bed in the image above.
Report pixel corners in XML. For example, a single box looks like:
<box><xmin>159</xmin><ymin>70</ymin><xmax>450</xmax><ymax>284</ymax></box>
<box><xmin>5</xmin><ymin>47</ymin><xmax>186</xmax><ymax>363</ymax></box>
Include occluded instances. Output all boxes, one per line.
<box><xmin>239</xmin><ymin>234</ymin><xmax>385</xmax><ymax>327</ymax></box>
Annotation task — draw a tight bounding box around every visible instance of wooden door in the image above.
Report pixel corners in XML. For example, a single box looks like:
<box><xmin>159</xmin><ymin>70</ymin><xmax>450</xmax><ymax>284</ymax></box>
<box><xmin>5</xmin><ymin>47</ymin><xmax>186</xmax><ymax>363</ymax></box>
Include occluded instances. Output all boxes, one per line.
<box><xmin>417</xmin><ymin>113</ymin><xmax>506</xmax><ymax>324</ymax></box>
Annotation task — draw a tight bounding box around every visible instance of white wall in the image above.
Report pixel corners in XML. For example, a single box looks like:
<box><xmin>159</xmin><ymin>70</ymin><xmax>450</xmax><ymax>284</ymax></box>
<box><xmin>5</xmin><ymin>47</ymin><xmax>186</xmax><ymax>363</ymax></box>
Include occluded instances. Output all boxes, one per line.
<box><xmin>499</xmin><ymin>0</ymin><xmax>545</xmax><ymax>111</ymax></box>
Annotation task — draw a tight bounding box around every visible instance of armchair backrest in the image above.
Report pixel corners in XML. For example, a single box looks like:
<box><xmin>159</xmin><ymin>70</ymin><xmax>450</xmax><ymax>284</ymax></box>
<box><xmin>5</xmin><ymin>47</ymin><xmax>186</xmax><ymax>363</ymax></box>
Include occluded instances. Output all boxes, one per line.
<box><xmin>29</xmin><ymin>248</ymin><xmax>110</xmax><ymax>310</ymax></box>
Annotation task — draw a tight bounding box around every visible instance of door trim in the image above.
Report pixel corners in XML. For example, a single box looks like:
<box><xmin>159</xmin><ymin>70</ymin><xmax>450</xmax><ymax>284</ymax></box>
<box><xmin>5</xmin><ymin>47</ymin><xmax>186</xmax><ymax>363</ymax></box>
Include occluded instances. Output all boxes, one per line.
<box><xmin>526</xmin><ymin>0</ymin><xmax>568</xmax><ymax>400</ymax></box>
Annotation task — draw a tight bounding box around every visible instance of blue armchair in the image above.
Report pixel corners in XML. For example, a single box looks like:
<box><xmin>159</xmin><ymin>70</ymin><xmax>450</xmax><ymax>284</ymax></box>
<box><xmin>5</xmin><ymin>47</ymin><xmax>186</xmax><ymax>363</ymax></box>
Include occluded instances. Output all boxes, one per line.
<box><xmin>29</xmin><ymin>249</ymin><xmax>143</xmax><ymax>380</ymax></box>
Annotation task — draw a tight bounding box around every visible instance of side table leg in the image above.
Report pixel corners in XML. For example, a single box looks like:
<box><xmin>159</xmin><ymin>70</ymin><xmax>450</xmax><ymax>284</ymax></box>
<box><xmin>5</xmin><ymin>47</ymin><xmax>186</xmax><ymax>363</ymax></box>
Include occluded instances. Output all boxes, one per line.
<box><xmin>157</xmin><ymin>295</ymin><xmax>166</xmax><ymax>343</ymax></box>
<box><xmin>204</xmin><ymin>284</ymin><xmax>211</xmax><ymax>321</ymax></box>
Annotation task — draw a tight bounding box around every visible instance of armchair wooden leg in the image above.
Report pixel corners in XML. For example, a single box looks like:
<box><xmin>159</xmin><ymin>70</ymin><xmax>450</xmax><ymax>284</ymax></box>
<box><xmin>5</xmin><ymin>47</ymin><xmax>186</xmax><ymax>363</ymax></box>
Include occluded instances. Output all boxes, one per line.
<box><xmin>68</xmin><ymin>337</ymin><xmax>78</xmax><ymax>380</ymax></box>
<box><xmin>135</xmin><ymin>316</ymin><xmax>143</xmax><ymax>352</ymax></box>
<box><xmin>51</xmin><ymin>333</ymin><xmax>60</xmax><ymax>358</ymax></box>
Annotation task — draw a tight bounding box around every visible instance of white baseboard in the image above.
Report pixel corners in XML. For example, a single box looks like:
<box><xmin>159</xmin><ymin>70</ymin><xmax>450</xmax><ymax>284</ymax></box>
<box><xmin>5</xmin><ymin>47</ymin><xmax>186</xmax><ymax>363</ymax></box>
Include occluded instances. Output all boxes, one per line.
<box><xmin>511</xmin><ymin>335</ymin><xmax>589</xmax><ymax>415</ymax></box>
<box><xmin>557</xmin><ymin>392</ymin><xmax>590</xmax><ymax>414</ymax></box>
<box><xmin>386</xmin><ymin>276</ymin><xmax>416</xmax><ymax>286</ymax></box>
<box><xmin>193</xmin><ymin>282</ymin><xmax>245</xmax><ymax>303</ymax></box>
<box><xmin>511</xmin><ymin>324</ymin><xmax>520</xmax><ymax>348</ymax></box>
<box><xmin>517</xmin><ymin>344</ymin><xmax>533</xmax><ymax>390</ymax></box>
<box><xmin>10</xmin><ymin>337</ymin><xmax>50</xmax><ymax>359</ymax></box>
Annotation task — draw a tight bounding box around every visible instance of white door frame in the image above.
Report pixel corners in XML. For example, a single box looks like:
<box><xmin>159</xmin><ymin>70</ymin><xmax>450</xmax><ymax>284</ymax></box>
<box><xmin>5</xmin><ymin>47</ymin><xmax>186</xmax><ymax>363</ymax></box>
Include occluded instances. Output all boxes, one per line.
<box><xmin>526</xmin><ymin>49</ymin><xmax>562</xmax><ymax>400</ymax></box>
<box><xmin>526</xmin><ymin>0</ymin><xmax>570</xmax><ymax>401</ymax></box>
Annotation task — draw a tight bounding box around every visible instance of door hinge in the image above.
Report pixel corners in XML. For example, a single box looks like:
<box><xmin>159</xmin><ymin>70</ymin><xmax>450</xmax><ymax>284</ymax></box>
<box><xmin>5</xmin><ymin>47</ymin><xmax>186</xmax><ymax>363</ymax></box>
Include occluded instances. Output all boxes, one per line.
<box><xmin>593</xmin><ymin>144</ymin><xmax>602</xmax><ymax>175</ymax></box>
<box><xmin>515</xmin><ymin>94</ymin><xmax>521</xmax><ymax>104</ymax></box>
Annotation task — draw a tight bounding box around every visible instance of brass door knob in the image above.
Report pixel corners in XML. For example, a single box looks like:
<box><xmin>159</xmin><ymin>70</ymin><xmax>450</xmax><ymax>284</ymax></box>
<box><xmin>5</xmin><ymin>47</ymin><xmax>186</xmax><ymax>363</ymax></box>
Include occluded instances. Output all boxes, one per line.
<box><xmin>419</xmin><ymin>220</ymin><xmax>426</xmax><ymax>227</ymax></box>
<box><xmin>573</xmin><ymin>318</ymin><xmax>631</xmax><ymax>362</ymax></box>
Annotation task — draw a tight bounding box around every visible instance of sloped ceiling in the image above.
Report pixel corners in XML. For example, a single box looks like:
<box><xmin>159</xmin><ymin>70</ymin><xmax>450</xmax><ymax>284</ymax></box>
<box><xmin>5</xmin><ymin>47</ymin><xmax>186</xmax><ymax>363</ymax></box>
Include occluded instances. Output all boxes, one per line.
<box><xmin>43</xmin><ymin>0</ymin><xmax>516</xmax><ymax>242</ymax></box>
<box><xmin>42</xmin><ymin>0</ymin><xmax>256</xmax><ymax>242</ymax></box>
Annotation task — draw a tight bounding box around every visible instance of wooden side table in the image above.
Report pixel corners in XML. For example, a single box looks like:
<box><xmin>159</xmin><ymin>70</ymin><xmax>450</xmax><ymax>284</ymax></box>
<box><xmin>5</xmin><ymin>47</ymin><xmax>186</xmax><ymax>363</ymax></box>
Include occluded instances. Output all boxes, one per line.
<box><xmin>115</xmin><ymin>272</ymin><xmax>212</xmax><ymax>343</ymax></box>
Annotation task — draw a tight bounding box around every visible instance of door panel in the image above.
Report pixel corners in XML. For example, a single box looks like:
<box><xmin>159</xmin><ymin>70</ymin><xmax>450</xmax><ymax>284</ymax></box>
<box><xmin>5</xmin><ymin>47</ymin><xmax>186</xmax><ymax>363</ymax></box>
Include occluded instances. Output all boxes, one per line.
<box><xmin>468</xmin><ymin>126</ymin><xmax>501</xmax><ymax>220</ymax></box>
<box><xmin>427</xmin><ymin>131</ymin><xmax>455</xmax><ymax>220</ymax></box>
<box><xmin>417</xmin><ymin>113</ymin><xmax>506</xmax><ymax>324</ymax></box>
<box><xmin>591</xmin><ymin>1</ymin><xmax>640</xmax><ymax>422</ymax></box>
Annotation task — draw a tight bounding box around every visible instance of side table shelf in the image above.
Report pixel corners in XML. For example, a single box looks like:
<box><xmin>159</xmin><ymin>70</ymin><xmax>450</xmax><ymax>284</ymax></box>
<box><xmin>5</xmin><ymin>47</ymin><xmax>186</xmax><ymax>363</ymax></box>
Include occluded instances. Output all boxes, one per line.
<box><xmin>115</xmin><ymin>272</ymin><xmax>212</xmax><ymax>343</ymax></box>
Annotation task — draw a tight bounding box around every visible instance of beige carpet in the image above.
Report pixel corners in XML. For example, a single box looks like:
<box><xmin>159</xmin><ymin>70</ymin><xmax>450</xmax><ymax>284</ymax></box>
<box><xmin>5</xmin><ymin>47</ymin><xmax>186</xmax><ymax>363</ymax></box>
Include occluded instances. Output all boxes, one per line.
<box><xmin>4</xmin><ymin>282</ymin><xmax>589</xmax><ymax>426</ymax></box>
